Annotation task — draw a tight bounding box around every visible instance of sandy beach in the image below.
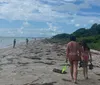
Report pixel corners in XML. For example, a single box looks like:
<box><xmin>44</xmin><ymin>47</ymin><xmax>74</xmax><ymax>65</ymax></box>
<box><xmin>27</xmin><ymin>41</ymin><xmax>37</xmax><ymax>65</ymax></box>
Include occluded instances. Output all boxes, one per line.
<box><xmin>0</xmin><ymin>39</ymin><xmax>100</xmax><ymax>85</ymax></box>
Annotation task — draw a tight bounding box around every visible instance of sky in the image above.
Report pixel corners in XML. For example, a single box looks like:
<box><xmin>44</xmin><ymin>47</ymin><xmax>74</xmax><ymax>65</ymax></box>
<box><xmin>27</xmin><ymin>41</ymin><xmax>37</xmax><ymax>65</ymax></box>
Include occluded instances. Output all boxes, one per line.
<box><xmin>0</xmin><ymin>0</ymin><xmax>100</xmax><ymax>37</ymax></box>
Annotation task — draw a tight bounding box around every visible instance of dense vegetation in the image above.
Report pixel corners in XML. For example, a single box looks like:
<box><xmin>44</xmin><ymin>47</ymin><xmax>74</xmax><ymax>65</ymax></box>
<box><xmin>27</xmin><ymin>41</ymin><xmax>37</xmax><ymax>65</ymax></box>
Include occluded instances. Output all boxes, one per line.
<box><xmin>48</xmin><ymin>23</ymin><xmax>100</xmax><ymax>50</ymax></box>
<box><xmin>73</xmin><ymin>23</ymin><xmax>100</xmax><ymax>37</ymax></box>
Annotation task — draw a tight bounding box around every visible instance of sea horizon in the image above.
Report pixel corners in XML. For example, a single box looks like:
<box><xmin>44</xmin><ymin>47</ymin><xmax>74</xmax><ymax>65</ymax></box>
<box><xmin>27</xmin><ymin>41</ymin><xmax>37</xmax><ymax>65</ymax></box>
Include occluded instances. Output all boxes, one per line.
<box><xmin>0</xmin><ymin>36</ymin><xmax>46</xmax><ymax>49</ymax></box>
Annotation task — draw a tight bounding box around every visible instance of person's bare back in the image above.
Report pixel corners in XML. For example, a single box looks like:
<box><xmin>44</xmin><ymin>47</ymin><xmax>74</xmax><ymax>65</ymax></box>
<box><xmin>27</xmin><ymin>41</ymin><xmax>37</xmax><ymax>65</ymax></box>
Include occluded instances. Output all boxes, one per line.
<box><xmin>67</xmin><ymin>41</ymin><xmax>81</xmax><ymax>61</ymax></box>
<box><xmin>66</xmin><ymin>36</ymin><xmax>81</xmax><ymax>83</ymax></box>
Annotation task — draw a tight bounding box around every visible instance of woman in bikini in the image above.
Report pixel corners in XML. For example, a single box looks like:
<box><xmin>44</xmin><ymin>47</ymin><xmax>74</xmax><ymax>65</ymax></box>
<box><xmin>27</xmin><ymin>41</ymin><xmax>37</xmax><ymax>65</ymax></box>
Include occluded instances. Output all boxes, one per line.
<box><xmin>66</xmin><ymin>36</ymin><xmax>81</xmax><ymax>83</ymax></box>
<box><xmin>81</xmin><ymin>41</ymin><xmax>92</xmax><ymax>79</ymax></box>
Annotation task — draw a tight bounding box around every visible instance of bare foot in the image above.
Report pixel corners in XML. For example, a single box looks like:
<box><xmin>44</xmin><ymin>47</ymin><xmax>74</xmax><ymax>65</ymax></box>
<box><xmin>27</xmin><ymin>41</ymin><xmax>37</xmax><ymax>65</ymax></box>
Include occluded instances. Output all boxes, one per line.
<box><xmin>84</xmin><ymin>76</ymin><xmax>88</xmax><ymax>80</ymax></box>
<box><xmin>71</xmin><ymin>77</ymin><xmax>74</xmax><ymax>82</ymax></box>
<box><xmin>71</xmin><ymin>79</ymin><xmax>74</xmax><ymax>82</ymax></box>
<box><xmin>73</xmin><ymin>80</ymin><xmax>78</xmax><ymax>84</ymax></box>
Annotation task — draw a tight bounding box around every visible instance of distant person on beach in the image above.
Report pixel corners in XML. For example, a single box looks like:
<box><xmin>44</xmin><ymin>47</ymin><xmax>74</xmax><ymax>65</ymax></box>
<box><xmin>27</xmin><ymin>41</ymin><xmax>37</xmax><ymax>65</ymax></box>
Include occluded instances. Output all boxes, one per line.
<box><xmin>26</xmin><ymin>38</ymin><xmax>29</xmax><ymax>45</ymax></box>
<box><xmin>35</xmin><ymin>38</ymin><xmax>36</xmax><ymax>40</ymax></box>
<box><xmin>13</xmin><ymin>39</ymin><xmax>16</xmax><ymax>48</ymax></box>
<box><xmin>81</xmin><ymin>41</ymin><xmax>92</xmax><ymax>79</ymax></box>
<box><xmin>66</xmin><ymin>36</ymin><xmax>81</xmax><ymax>83</ymax></box>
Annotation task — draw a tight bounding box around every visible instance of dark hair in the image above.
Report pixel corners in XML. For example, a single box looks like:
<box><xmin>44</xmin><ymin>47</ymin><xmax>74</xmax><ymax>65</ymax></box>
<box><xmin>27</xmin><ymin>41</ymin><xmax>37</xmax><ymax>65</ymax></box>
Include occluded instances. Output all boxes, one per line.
<box><xmin>81</xmin><ymin>40</ymin><xmax>90</xmax><ymax>51</ymax></box>
<box><xmin>78</xmin><ymin>42</ymin><xmax>82</xmax><ymax>45</ymax></box>
<box><xmin>70</xmin><ymin>35</ymin><xmax>76</xmax><ymax>41</ymax></box>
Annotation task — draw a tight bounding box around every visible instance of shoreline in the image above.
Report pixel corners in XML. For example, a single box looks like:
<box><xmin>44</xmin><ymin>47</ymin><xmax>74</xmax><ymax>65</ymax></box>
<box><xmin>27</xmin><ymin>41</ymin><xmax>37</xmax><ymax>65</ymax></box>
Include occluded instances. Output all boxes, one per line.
<box><xmin>0</xmin><ymin>37</ymin><xmax>34</xmax><ymax>49</ymax></box>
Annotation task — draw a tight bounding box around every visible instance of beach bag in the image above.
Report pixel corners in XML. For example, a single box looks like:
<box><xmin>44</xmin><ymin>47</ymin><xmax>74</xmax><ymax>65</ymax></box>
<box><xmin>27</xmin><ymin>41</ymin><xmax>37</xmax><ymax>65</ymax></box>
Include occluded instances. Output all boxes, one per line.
<box><xmin>89</xmin><ymin>62</ymin><xmax>93</xmax><ymax>70</ymax></box>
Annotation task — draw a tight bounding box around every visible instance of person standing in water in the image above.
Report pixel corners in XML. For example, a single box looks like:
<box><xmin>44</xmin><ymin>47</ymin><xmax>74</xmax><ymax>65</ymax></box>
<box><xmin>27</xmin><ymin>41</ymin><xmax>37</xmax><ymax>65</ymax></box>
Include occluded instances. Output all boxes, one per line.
<box><xmin>66</xmin><ymin>36</ymin><xmax>81</xmax><ymax>83</ymax></box>
<box><xmin>26</xmin><ymin>38</ymin><xmax>29</xmax><ymax>45</ymax></box>
<box><xmin>13</xmin><ymin>39</ymin><xmax>16</xmax><ymax>48</ymax></box>
<box><xmin>81</xmin><ymin>41</ymin><xmax>92</xmax><ymax>79</ymax></box>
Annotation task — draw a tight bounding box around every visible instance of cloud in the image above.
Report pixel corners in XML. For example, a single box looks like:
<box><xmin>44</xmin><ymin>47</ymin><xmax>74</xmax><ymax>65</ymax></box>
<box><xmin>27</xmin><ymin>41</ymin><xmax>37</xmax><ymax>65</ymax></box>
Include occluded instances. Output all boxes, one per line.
<box><xmin>71</xmin><ymin>15</ymin><xmax>100</xmax><ymax>25</ymax></box>
<box><xmin>71</xmin><ymin>19</ymin><xmax>75</xmax><ymax>22</ymax></box>
<box><xmin>83</xmin><ymin>24</ymin><xmax>87</xmax><ymax>27</ymax></box>
<box><xmin>64</xmin><ymin>0</ymin><xmax>76</xmax><ymax>1</ymax></box>
<box><xmin>0</xmin><ymin>29</ymin><xmax>15</xmax><ymax>36</ymax></box>
<box><xmin>47</xmin><ymin>22</ymin><xmax>57</xmax><ymax>32</ymax></box>
<box><xmin>0</xmin><ymin>0</ymin><xmax>99</xmax><ymax>25</ymax></box>
<box><xmin>85</xmin><ymin>0</ymin><xmax>100</xmax><ymax>6</ymax></box>
<box><xmin>0</xmin><ymin>0</ymin><xmax>67</xmax><ymax>21</ymax></box>
<box><xmin>89</xmin><ymin>20</ymin><xmax>94</xmax><ymax>23</ymax></box>
<box><xmin>23</xmin><ymin>21</ymin><xmax>30</xmax><ymax>27</ymax></box>
<box><xmin>17</xmin><ymin>28</ymin><xmax>23</xmax><ymax>34</ymax></box>
<box><xmin>16</xmin><ymin>21</ymin><xmax>30</xmax><ymax>35</ymax></box>
<box><xmin>77</xmin><ymin>11</ymin><xmax>100</xmax><ymax>17</ymax></box>
<box><xmin>75</xmin><ymin>24</ymin><xmax>80</xmax><ymax>27</ymax></box>
<box><xmin>52</xmin><ymin>0</ymin><xmax>91</xmax><ymax>12</ymax></box>
<box><xmin>53</xmin><ymin>3</ymin><xmax>78</xmax><ymax>12</ymax></box>
<box><xmin>0</xmin><ymin>0</ymin><xmax>93</xmax><ymax>22</ymax></box>
<box><xmin>0</xmin><ymin>25</ymin><xmax>62</xmax><ymax>37</ymax></box>
<box><xmin>39</xmin><ymin>0</ymin><xmax>76</xmax><ymax>5</ymax></box>
<box><xmin>0</xmin><ymin>0</ymin><xmax>100</xmax><ymax>37</ymax></box>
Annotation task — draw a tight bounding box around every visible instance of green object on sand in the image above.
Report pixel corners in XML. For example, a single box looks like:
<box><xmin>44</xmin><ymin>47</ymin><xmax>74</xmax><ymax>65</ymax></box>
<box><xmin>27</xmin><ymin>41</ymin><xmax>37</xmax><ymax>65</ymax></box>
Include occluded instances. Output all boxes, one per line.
<box><xmin>62</xmin><ymin>65</ymin><xmax>67</xmax><ymax>73</ymax></box>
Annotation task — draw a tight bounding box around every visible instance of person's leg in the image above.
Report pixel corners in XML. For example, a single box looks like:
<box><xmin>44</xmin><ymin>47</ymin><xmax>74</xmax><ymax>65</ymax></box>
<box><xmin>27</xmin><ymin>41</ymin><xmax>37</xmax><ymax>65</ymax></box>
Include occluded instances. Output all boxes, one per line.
<box><xmin>69</xmin><ymin>61</ymin><xmax>74</xmax><ymax>81</ymax></box>
<box><xmin>73</xmin><ymin>61</ymin><xmax>78</xmax><ymax>83</ymax></box>
<box><xmin>14</xmin><ymin>43</ymin><xmax>16</xmax><ymax>48</ymax></box>
<box><xmin>13</xmin><ymin>43</ymin><xmax>15</xmax><ymax>48</ymax></box>
<box><xmin>85</xmin><ymin>62</ymin><xmax>88</xmax><ymax>79</ymax></box>
<box><xmin>83</xmin><ymin>61</ymin><xmax>87</xmax><ymax>79</ymax></box>
<box><xmin>83</xmin><ymin>67</ymin><xmax>85</xmax><ymax>78</ymax></box>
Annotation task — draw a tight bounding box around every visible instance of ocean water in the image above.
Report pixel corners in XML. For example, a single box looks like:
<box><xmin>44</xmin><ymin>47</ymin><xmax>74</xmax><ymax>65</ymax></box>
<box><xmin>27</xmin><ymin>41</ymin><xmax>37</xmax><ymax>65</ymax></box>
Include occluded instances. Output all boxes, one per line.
<box><xmin>0</xmin><ymin>37</ymin><xmax>33</xmax><ymax>48</ymax></box>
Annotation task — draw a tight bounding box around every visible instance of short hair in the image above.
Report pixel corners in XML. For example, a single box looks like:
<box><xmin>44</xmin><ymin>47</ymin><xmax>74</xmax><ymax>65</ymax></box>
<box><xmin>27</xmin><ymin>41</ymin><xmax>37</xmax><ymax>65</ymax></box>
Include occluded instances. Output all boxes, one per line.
<box><xmin>70</xmin><ymin>35</ymin><xmax>76</xmax><ymax>41</ymax></box>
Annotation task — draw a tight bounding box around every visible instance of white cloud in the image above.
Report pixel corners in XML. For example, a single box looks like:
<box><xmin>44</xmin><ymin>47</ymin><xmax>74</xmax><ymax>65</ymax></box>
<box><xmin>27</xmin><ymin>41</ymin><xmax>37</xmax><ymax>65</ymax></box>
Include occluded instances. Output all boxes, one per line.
<box><xmin>17</xmin><ymin>28</ymin><xmax>23</xmax><ymax>34</ymax></box>
<box><xmin>89</xmin><ymin>20</ymin><xmax>94</xmax><ymax>23</ymax></box>
<box><xmin>16</xmin><ymin>21</ymin><xmax>30</xmax><ymax>35</ymax></box>
<box><xmin>85</xmin><ymin>0</ymin><xmax>100</xmax><ymax>6</ymax></box>
<box><xmin>23</xmin><ymin>21</ymin><xmax>30</xmax><ymax>27</ymax></box>
<box><xmin>83</xmin><ymin>24</ymin><xmax>87</xmax><ymax>27</ymax></box>
<box><xmin>20</xmin><ymin>27</ymin><xmax>23</xmax><ymax>30</ymax></box>
<box><xmin>0</xmin><ymin>0</ymin><xmax>94</xmax><ymax>22</ymax></box>
<box><xmin>71</xmin><ymin>15</ymin><xmax>100</xmax><ymax>25</ymax></box>
<box><xmin>47</xmin><ymin>22</ymin><xmax>58</xmax><ymax>32</ymax></box>
<box><xmin>53</xmin><ymin>0</ymin><xmax>91</xmax><ymax>13</ymax></box>
<box><xmin>7</xmin><ymin>30</ymin><xmax>11</xmax><ymax>34</ymax></box>
<box><xmin>0</xmin><ymin>0</ymin><xmax>99</xmax><ymax>25</ymax></box>
<box><xmin>7</xmin><ymin>30</ymin><xmax>15</xmax><ymax>36</ymax></box>
<box><xmin>0</xmin><ymin>29</ymin><xmax>16</xmax><ymax>36</ymax></box>
<box><xmin>0</xmin><ymin>0</ymin><xmax>68</xmax><ymax>21</ymax></box>
<box><xmin>53</xmin><ymin>3</ymin><xmax>78</xmax><ymax>12</ymax></box>
<box><xmin>0</xmin><ymin>0</ymin><xmax>100</xmax><ymax>37</ymax></box>
<box><xmin>75</xmin><ymin>24</ymin><xmax>80</xmax><ymax>27</ymax></box>
<box><xmin>71</xmin><ymin>19</ymin><xmax>75</xmax><ymax>23</ymax></box>
<box><xmin>64</xmin><ymin>0</ymin><xmax>76</xmax><ymax>1</ymax></box>
<box><xmin>0</xmin><ymin>26</ymin><xmax>62</xmax><ymax>37</ymax></box>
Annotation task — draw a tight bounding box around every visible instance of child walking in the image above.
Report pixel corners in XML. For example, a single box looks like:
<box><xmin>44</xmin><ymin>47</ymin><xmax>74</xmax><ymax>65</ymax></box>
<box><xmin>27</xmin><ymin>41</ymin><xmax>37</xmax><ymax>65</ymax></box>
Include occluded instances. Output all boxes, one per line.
<box><xmin>81</xmin><ymin>41</ymin><xmax>92</xmax><ymax>79</ymax></box>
